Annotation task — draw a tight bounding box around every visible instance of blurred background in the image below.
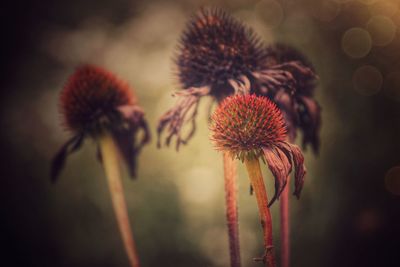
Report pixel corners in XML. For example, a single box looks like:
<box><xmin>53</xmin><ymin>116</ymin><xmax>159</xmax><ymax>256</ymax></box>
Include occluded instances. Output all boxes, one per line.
<box><xmin>1</xmin><ymin>0</ymin><xmax>400</xmax><ymax>266</ymax></box>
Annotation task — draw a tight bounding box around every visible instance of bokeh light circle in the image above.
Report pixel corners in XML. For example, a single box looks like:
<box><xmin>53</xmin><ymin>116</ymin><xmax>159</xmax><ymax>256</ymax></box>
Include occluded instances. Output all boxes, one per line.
<box><xmin>385</xmin><ymin>166</ymin><xmax>400</xmax><ymax>195</ymax></box>
<box><xmin>352</xmin><ymin>65</ymin><xmax>382</xmax><ymax>96</ymax></box>
<box><xmin>341</xmin><ymin>28</ymin><xmax>372</xmax><ymax>58</ymax></box>
<box><xmin>367</xmin><ymin>16</ymin><xmax>396</xmax><ymax>46</ymax></box>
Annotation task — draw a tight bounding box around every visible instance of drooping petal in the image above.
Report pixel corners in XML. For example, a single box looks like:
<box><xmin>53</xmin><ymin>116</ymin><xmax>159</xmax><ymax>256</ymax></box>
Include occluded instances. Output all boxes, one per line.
<box><xmin>289</xmin><ymin>143</ymin><xmax>306</xmax><ymax>198</ymax></box>
<box><xmin>276</xmin><ymin>141</ymin><xmax>306</xmax><ymax>198</ymax></box>
<box><xmin>273</xmin><ymin>90</ymin><xmax>298</xmax><ymax>142</ymax></box>
<box><xmin>262</xmin><ymin>145</ymin><xmax>292</xmax><ymax>207</ymax></box>
<box><xmin>157</xmin><ymin>86</ymin><xmax>210</xmax><ymax>150</ymax></box>
<box><xmin>111</xmin><ymin>105</ymin><xmax>151</xmax><ymax>178</ymax></box>
<box><xmin>51</xmin><ymin>133</ymin><xmax>85</xmax><ymax>183</ymax></box>
<box><xmin>297</xmin><ymin>96</ymin><xmax>321</xmax><ymax>154</ymax></box>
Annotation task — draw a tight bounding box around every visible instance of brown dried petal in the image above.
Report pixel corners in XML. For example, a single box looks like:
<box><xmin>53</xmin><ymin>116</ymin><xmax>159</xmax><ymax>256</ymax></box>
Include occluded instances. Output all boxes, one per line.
<box><xmin>289</xmin><ymin>143</ymin><xmax>306</xmax><ymax>198</ymax></box>
<box><xmin>111</xmin><ymin>105</ymin><xmax>151</xmax><ymax>178</ymax></box>
<box><xmin>262</xmin><ymin>145</ymin><xmax>292</xmax><ymax>207</ymax></box>
<box><xmin>51</xmin><ymin>133</ymin><xmax>85</xmax><ymax>183</ymax></box>
<box><xmin>157</xmin><ymin>87</ymin><xmax>210</xmax><ymax>150</ymax></box>
<box><xmin>298</xmin><ymin>96</ymin><xmax>321</xmax><ymax>154</ymax></box>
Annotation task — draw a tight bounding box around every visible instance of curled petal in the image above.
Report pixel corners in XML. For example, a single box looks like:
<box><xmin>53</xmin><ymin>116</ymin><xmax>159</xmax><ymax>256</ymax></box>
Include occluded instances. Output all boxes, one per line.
<box><xmin>273</xmin><ymin>90</ymin><xmax>298</xmax><ymax>142</ymax></box>
<box><xmin>111</xmin><ymin>105</ymin><xmax>151</xmax><ymax>178</ymax></box>
<box><xmin>275</xmin><ymin>141</ymin><xmax>307</xmax><ymax>199</ymax></box>
<box><xmin>228</xmin><ymin>75</ymin><xmax>251</xmax><ymax>95</ymax></box>
<box><xmin>262</xmin><ymin>146</ymin><xmax>292</xmax><ymax>207</ymax></box>
<box><xmin>289</xmin><ymin>144</ymin><xmax>306</xmax><ymax>198</ymax></box>
<box><xmin>298</xmin><ymin>96</ymin><xmax>321</xmax><ymax>154</ymax></box>
<box><xmin>252</xmin><ymin>68</ymin><xmax>296</xmax><ymax>96</ymax></box>
<box><xmin>157</xmin><ymin>86</ymin><xmax>210</xmax><ymax>151</ymax></box>
<box><xmin>51</xmin><ymin>133</ymin><xmax>85</xmax><ymax>183</ymax></box>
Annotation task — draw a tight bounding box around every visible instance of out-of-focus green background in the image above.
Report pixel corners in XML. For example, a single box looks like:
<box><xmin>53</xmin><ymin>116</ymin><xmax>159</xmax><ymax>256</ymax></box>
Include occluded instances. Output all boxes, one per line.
<box><xmin>1</xmin><ymin>0</ymin><xmax>400</xmax><ymax>266</ymax></box>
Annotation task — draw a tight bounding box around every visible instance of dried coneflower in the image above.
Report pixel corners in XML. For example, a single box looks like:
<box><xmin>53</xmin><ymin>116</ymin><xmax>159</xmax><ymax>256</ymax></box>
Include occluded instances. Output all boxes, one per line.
<box><xmin>157</xmin><ymin>8</ymin><xmax>269</xmax><ymax>267</ymax></box>
<box><xmin>257</xmin><ymin>43</ymin><xmax>320</xmax><ymax>267</ymax></box>
<box><xmin>157</xmin><ymin>7</ymin><xmax>268</xmax><ymax>150</ymax></box>
<box><xmin>51</xmin><ymin>64</ymin><xmax>150</xmax><ymax>267</ymax></box>
<box><xmin>261</xmin><ymin>43</ymin><xmax>321</xmax><ymax>152</ymax></box>
<box><xmin>210</xmin><ymin>94</ymin><xmax>306</xmax><ymax>267</ymax></box>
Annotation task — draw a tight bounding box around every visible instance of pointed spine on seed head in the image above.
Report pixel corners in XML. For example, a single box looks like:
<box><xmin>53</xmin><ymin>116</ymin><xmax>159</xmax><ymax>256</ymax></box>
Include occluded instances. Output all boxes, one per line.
<box><xmin>176</xmin><ymin>7</ymin><xmax>267</xmax><ymax>99</ymax></box>
<box><xmin>210</xmin><ymin>94</ymin><xmax>306</xmax><ymax>206</ymax></box>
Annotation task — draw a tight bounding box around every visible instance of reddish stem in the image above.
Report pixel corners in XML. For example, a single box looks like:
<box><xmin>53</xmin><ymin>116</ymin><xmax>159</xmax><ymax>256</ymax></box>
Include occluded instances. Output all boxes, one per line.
<box><xmin>223</xmin><ymin>152</ymin><xmax>241</xmax><ymax>267</ymax></box>
<box><xmin>244</xmin><ymin>157</ymin><xmax>276</xmax><ymax>267</ymax></box>
<box><xmin>280</xmin><ymin>176</ymin><xmax>290</xmax><ymax>267</ymax></box>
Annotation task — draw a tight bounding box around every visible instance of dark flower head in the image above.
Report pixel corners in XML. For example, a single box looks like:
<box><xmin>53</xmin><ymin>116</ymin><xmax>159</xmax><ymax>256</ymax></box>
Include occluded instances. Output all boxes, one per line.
<box><xmin>177</xmin><ymin>7</ymin><xmax>266</xmax><ymax>99</ymax></box>
<box><xmin>51</xmin><ymin>64</ymin><xmax>150</xmax><ymax>182</ymax></box>
<box><xmin>253</xmin><ymin>43</ymin><xmax>321</xmax><ymax>153</ymax></box>
<box><xmin>210</xmin><ymin>94</ymin><xmax>306</xmax><ymax>206</ymax></box>
<box><xmin>61</xmin><ymin>65</ymin><xmax>136</xmax><ymax>134</ymax></box>
<box><xmin>158</xmin><ymin>8</ymin><xmax>268</xmax><ymax>150</ymax></box>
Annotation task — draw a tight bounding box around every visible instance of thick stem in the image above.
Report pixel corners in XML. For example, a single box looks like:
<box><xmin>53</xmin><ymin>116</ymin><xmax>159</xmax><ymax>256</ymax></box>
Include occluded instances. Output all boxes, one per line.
<box><xmin>280</xmin><ymin>177</ymin><xmax>290</xmax><ymax>267</ymax></box>
<box><xmin>244</xmin><ymin>157</ymin><xmax>276</xmax><ymax>267</ymax></box>
<box><xmin>99</xmin><ymin>133</ymin><xmax>141</xmax><ymax>267</ymax></box>
<box><xmin>223</xmin><ymin>152</ymin><xmax>241</xmax><ymax>267</ymax></box>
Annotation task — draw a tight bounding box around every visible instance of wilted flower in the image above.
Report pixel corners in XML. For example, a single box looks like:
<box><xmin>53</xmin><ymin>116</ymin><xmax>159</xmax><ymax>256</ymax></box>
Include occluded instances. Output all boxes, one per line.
<box><xmin>210</xmin><ymin>94</ymin><xmax>306</xmax><ymax>265</ymax></box>
<box><xmin>254</xmin><ymin>43</ymin><xmax>321</xmax><ymax>153</ymax></box>
<box><xmin>157</xmin><ymin>8</ymin><xmax>315</xmax><ymax>151</ymax></box>
<box><xmin>210</xmin><ymin>94</ymin><xmax>306</xmax><ymax>206</ymax></box>
<box><xmin>50</xmin><ymin>64</ymin><xmax>149</xmax><ymax>267</ymax></box>
<box><xmin>51</xmin><ymin>64</ymin><xmax>150</xmax><ymax>181</ymax></box>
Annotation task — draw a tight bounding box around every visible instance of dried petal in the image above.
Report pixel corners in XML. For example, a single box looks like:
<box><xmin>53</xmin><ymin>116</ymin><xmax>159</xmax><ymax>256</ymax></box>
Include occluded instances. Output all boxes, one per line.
<box><xmin>51</xmin><ymin>134</ymin><xmax>85</xmax><ymax>183</ymax></box>
<box><xmin>262</xmin><ymin>146</ymin><xmax>292</xmax><ymax>207</ymax></box>
<box><xmin>157</xmin><ymin>87</ymin><xmax>210</xmax><ymax>150</ymax></box>
<box><xmin>298</xmin><ymin>96</ymin><xmax>321</xmax><ymax>153</ymax></box>
<box><xmin>111</xmin><ymin>105</ymin><xmax>151</xmax><ymax>178</ymax></box>
<box><xmin>289</xmin><ymin>144</ymin><xmax>306</xmax><ymax>198</ymax></box>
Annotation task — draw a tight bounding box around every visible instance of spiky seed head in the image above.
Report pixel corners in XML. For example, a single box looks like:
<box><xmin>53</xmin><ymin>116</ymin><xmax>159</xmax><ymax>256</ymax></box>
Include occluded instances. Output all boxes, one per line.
<box><xmin>210</xmin><ymin>94</ymin><xmax>287</xmax><ymax>159</ymax></box>
<box><xmin>176</xmin><ymin>8</ymin><xmax>266</xmax><ymax>99</ymax></box>
<box><xmin>60</xmin><ymin>64</ymin><xmax>136</xmax><ymax>135</ymax></box>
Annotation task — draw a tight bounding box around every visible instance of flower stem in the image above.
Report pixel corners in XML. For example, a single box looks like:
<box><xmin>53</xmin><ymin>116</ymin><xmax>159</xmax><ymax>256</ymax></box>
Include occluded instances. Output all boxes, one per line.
<box><xmin>244</xmin><ymin>156</ymin><xmax>276</xmax><ymax>267</ymax></box>
<box><xmin>280</xmin><ymin>176</ymin><xmax>290</xmax><ymax>267</ymax></box>
<box><xmin>223</xmin><ymin>152</ymin><xmax>241</xmax><ymax>267</ymax></box>
<box><xmin>99</xmin><ymin>133</ymin><xmax>141</xmax><ymax>267</ymax></box>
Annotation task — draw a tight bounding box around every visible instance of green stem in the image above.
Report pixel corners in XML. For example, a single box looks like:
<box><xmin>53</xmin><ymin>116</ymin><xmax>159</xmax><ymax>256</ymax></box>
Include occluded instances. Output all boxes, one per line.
<box><xmin>223</xmin><ymin>152</ymin><xmax>241</xmax><ymax>267</ymax></box>
<box><xmin>244</xmin><ymin>156</ymin><xmax>276</xmax><ymax>267</ymax></box>
<box><xmin>99</xmin><ymin>133</ymin><xmax>141</xmax><ymax>267</ymax></box>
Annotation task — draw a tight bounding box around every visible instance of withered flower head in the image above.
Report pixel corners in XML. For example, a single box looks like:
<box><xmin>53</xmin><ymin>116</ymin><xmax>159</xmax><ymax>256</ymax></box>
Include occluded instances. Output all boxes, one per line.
<box><xmin>51</xmin><ymin>64</ymin><xmax>150</xmax><ymax>181</ymax></box>
<box><xmin>254</xmin><ymin>43</ymin><xmax>321</xmax><ymax>153</ymax></box>
<box><xmin>177</xmin><ymin>7</ymin><xmax>266</xmax><ymax>98</ymax></box>
<box><xmin>158</xmin><ymin>7</ymin><xmax>267</xmax><ymax>150</ymax></box>
<box><xmin>210</xmin><ymin>94</ymin><xmax>306</xmax><ymax>205</ymax></box>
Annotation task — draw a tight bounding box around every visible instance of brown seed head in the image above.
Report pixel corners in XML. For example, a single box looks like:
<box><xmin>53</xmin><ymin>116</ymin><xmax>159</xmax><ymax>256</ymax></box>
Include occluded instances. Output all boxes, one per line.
<box><xmin>60</xmin><ymin>64</ymin><xmax>136</xmax><ymax>135</ymax></box>
<box><xmin>176</xmin><ymin>8</ymin><xmax>266</xmax><ymax>99</ymax></box>
<box><xmin>210</xmin><ymin>94</ymin><xmax>287</xmax><ymax>159</ymax></box>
